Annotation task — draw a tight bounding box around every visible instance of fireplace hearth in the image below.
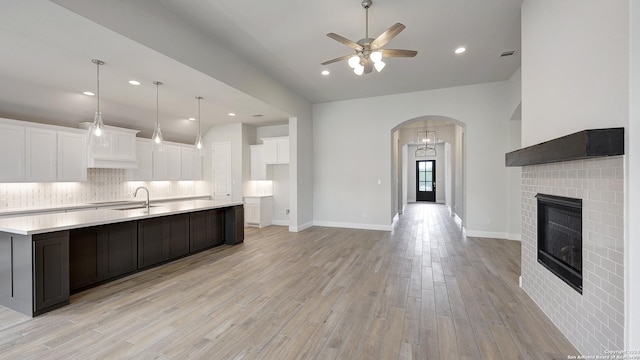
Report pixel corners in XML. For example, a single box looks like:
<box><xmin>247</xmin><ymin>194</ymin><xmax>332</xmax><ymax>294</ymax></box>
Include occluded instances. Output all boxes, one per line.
<box><xmin>536</xmin><ymin>193</ymin><xmax>583</xmax><ymax>294</ymax></box>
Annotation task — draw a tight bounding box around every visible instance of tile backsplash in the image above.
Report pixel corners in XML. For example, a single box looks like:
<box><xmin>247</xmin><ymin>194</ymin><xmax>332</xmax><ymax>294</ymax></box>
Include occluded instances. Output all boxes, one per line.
<box><xmin>0</xmin><ymin>169</ymin><xmax>208</xmax><ymax>209</ymax></box>
<box><xmin>521</xmin><ymin>156</ymin><xmax>624</xmax><ymax>355</ymax></box>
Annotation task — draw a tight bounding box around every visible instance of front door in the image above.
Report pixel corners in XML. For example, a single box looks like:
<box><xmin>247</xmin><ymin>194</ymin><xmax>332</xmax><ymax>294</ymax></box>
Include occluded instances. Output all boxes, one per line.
<box><xmin>416</xmin><ymin>160</ymin><xmax>436</xmax><ymax>202</ymax></box>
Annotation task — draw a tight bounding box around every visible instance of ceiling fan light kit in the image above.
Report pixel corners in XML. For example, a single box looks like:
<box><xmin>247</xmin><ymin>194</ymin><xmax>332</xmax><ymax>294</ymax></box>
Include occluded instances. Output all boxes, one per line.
<box><xmin>321</xmin><ymin>0</ymin><xmax>417</xmax><ymax>75</ymax></box>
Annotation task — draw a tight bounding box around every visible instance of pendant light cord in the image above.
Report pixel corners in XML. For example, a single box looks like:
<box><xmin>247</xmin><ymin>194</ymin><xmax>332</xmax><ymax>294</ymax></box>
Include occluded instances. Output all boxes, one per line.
<box><xmin>197</xmin><ymin>96</ymin><xmax>203</xmax><ymax>136</ymax></box>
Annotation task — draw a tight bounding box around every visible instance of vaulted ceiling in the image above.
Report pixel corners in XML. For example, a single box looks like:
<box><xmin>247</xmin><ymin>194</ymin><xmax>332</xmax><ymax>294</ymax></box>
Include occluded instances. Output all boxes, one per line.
<box><xmin>0</xmin><ymin>0</ymin><xmax>522</xmax><ymax>143</ymax></box>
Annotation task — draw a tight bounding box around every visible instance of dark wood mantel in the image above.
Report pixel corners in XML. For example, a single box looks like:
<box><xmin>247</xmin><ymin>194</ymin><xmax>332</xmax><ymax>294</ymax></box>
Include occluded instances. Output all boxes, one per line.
<box><xmin>505</xmin><ymin>128</ymin><xmax>624</xmax><ymax>167</ymax></box>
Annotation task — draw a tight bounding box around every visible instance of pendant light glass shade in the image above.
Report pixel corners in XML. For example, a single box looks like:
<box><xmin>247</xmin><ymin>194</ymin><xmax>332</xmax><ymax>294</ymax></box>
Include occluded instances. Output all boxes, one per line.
<box><xmin>152</xmin><ymin>81</ymin><xmax>165</xmax><ymax>152</ymax></box>
<box><xmin>195</xmin><ymin>96</ymin><xmax>205</xmax><ymax>156</ymax></box>
<box><xmin>88</xmin><ymin>59</ymin><xmax>108</xmax><ymax>147</ymax></box>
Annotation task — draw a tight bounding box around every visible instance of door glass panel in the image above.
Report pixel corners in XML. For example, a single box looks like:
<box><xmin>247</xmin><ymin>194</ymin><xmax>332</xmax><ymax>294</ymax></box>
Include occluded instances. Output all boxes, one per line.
<box><xmin>419</xmin><ymin>172</ymin><xmax>425</xmax><ymax>181</ymax></box>
<box><xmin>425</xmin><ymin>183</ymin><xmax>432</xmax><ymax>191</ymax></box>
<box><xmin>418</xmin><ymin>162</ymin><xmax>426</xmax><ymax>171</ymax></box>
<box><xmin>425</xmin><ymin>162</ymin><xmax>432</xmax><ymax>170</ymax></box>
<box><xmin>419</xmin><ymin>183</ymin><xmax>426</xmax><ymax>191</ymax></box>
<box><xmin>426</xmin><ymin>171</ymin><xmax>432</xmax><ymax>180</ymax></box>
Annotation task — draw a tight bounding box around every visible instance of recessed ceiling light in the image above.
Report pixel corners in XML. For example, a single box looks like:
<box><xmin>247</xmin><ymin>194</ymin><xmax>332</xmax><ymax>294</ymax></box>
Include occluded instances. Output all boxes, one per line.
<box><xmin>188</xmin><ymin>117</ymin><xmax>196</xmax><ymax>121</ymax></box>
<box><xmin>228</xmin><ymin>113</ymin><xmax>236</xmax><ymax>117</ymax></box>
<box><xmin>321</xmin><ymin>70</ymin><xmax>330</xmax><ymax>76</ymax></box>
<box><xmin>128</xmin><ymin>80</ymin><xmax>141</xmax><ymax>86</ymax></box>
<box><xmin>455</xmin><ymin>47</ymin><xmax>466</xmax><ymax>54</ymax></box>
<box><xmin>83</xmin><ymin>91</ymin><xmax>95</xmax><ymax>96</ymax></box>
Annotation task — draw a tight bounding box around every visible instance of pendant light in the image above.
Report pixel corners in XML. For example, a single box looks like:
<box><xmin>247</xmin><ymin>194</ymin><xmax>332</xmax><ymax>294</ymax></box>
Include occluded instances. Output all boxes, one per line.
<box><xmin>194</xmin><ymin>96</ymin><xmax>204</xmax><ymax>156</ymax></box>
<box><xmin>151</xmin><ymin>81</ymin><xmax>165</xmax><ymax>152</ymax></box>
<box><xmin>88</xmin><ymin>59</ymin><xmax>108</xmax><ymax>147</ymax></box>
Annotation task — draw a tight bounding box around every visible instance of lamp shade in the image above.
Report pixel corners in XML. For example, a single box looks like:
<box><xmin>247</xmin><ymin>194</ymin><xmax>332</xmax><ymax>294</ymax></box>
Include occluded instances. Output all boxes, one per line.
<box><xmin>348</xmin><ymin>55</ymin><xmax>361</xmax><ymax>69</ymax></box>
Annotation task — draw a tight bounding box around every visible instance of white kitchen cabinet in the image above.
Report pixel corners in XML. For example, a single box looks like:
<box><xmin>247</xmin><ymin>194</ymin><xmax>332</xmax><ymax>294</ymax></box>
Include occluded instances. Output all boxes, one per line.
<box><xmin>26</xmin><ymin>128</ymin><xmax>57</xmax><ymax>182</ymax></box>
<box><xmin>262</xmin><ymin>136</ymin><xmax>289</xmax><ymax>164</ymax></box>
<box><xmin>181</xmin><ymin>147</ymin><xmax>202</xmax><ymax>181</ymax></box>
<box><xmin>250</xmin><ymin>145</ymin><xmax>269</xmax><ymax>180</ymax></box>
<box><xmin>79</xmin><ymin>122</ymin><xmax>139</xmax><ymax>169</ymax></box>
<box><xmin>244</xmin><ymin>196</ymin><xmax>273</xmax><ymax>228</ymax></box>
<box><xmin>0</xmin><ymin>123</ymin><xmax>26</xmax><ymax>182</ymax></box>
<box><xmin>153</xmin><ymin>144</ymin><xmax>182</xmax><ymax>181</ymax></box>
<box><xmin>0</xmin><ymin>119</ymin><xmax>87</xmax><ymax>183</ymax></box>
<box><xmin>57</xmin><ymin>131</ymin><xmax>87</xmax><ymax>182</ymax></box>
<box><xmin>126</xmin><ymin>139</ymin><xmax>153</xmax><ymax>181</ymax></box>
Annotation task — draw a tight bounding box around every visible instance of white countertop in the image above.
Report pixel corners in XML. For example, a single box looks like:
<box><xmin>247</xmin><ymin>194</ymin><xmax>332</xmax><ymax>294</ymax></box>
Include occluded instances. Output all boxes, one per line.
<box><xmin>0</xmin><ymin>200</ymin><xmax>243</xmax><ymax>236</ymax></box>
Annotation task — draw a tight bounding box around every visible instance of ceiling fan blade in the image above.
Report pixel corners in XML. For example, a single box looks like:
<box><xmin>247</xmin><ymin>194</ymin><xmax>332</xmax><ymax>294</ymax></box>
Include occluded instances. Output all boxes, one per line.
<box><xmin>321</xmin><ymin>54</ymin><xmax>354</xmax><ymax>66</ymax></box>
<box><xmin>363</xmin><ymin>60</ymin><xmax>374</xmax><ymax>74</ymax></box>
<box><xmin>370</xmin><ymin>23</ymin><xmax>406</xmax><ymax>49</ymax></box>
<box><xmin>380</xmin><ymin>49</ymin><xmax>418</xmax><ymax>58</ymax></box>
<box><xmin>326</xmin><ymin>33</ymin><xmax>362</xmax><ymax>50</ymax></box>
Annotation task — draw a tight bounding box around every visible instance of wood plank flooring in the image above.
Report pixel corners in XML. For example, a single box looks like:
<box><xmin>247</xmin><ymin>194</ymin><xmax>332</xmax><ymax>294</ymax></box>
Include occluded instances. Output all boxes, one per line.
<box><xmin>0</xmin><ymin>203</ymin><xmax>578</xmax><ymax>359</ymax></box>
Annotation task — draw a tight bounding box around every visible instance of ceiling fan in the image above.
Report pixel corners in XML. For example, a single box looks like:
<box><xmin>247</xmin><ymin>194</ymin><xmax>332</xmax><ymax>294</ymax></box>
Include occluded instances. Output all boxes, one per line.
<box><xmin>321</xmin><ymin>0</ymin><xmax>418</xmax><ymax>75</ymax></box>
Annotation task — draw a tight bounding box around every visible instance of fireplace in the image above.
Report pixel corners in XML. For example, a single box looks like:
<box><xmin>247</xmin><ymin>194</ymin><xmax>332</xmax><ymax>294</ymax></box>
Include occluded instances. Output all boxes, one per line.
<box><xmin>536</xmin><ymin>193</ymin><xmax>583</xmax><ymax>294</ymax></box>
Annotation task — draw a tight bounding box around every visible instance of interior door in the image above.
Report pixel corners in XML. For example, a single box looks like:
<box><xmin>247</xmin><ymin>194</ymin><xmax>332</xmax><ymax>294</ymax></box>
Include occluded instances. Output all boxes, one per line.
<box><xmin>212</xmin><ymin>142</ymin><xmax>232</xmax><ymax>201</ymax></box>
<box><xmin>416</xmin><ymin>160</ymin><xmax>436</xmax><ymax>202</ymax></box>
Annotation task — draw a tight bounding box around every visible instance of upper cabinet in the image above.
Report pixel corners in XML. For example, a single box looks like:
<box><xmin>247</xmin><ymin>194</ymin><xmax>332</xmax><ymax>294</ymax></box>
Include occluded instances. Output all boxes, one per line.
<box><xmin>57</xmin><ymin>132</ymin><xmax>88</xmax><ymax>182</ymax></box>
<box><xmin>26</xmin><ymin>128</ymin><xmax>57</xmax><ymax>182</ymax></box>
<box><xmin>0</xmin><ymin>118</ymin><xmax>87</xmax><ymax>183</ymax></box>
<box><xmin>79</xmin><ymin>122</ymin><xmax>139</xmax><ymax>169</ymax></box>
<box><xmin>250</xmin><ymin>145</ymin><xmax>269</xmax><ymax>180</ymax></box>
<box><xmin>126</xmin><ymin>139</ymin><xmax>153</xmax><ymax>181</ymax></box>
<box><xmin>127</xmin><ymin>138</ymin><xmax>202</xmax><ymax>181</ymax></box>
<box><xmin>262</xmin><ymin>136</ymin><xmax>289</xmax><ymax>164</ymax></box>
<box><xmin>0</xmin><ymin>123</ymin><xmax>26</xmax><ymax>182</ymax></box>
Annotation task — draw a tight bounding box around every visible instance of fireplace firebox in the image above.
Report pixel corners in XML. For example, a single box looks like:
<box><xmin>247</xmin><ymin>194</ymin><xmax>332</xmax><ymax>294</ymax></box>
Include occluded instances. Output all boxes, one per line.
<box><xmin>536</xmin><ymin>193</ymin><xmax>583</xmax><ymax>294</ymax></box>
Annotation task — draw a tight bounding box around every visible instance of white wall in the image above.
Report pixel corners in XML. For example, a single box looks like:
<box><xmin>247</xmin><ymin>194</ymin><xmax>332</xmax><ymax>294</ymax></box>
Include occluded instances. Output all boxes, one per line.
<box><xmin>507</xmin><ymin>119</ymin><xmax>522</xmax><ymax>240</ymax></box>
<box><xmin>312</xmin><ymin>80</ymin><xmax>515</xmax><ymax>235</ymax></box>
<box><xmin>627</xmin><ymin>0</ymin><xmax>640</xmax><ymax>350</ymax></box>
<box><xmin>521</xmin><ymin>1</ymin><xmax>628</xmax><ymax>146</ymax></box>
<box><xmin>522</xmin><ymin>0</ymin><xmax>633</xmax><ymax>352</ymax></box>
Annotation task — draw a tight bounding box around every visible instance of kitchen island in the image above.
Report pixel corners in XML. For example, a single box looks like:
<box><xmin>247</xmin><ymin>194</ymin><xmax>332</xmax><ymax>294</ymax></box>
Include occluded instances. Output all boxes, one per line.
<box><xmin>0</xmin><ymin>200</ymin><xmax>244</xmax><ymax>316</ymax></box>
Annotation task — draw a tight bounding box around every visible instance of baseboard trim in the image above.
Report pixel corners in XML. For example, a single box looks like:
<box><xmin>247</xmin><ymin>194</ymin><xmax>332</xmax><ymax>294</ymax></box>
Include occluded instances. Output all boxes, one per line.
<box><xmin>289</xmin><ymin>221</ymin><xmax>313</xmax><ymax>232</ymax></box>
<box><xmin>507</xmin><ymin>233</ymin><xmax>522</xmax><ymax>241</ymax></box>
<box><xmin>465</xmin><ymin>230</ymin><xmax>510</xmax><ymax>240</ymax></box>
<box><xmin>271</xmin><ymin>220</ymin><xmax>290</xmax><ymax>226</ymax></box>
<box><xmin>313</xmin><ymin>221</ymin><xmax>392</xmax><ymax>232</ymax></box>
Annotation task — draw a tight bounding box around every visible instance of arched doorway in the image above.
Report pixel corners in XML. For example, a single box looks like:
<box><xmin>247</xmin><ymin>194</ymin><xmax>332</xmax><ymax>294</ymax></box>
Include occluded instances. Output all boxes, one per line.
<box><xmin>390</xmin><ymin>116</ymin><xmax>466</xmax><ymax>227</ymax></box>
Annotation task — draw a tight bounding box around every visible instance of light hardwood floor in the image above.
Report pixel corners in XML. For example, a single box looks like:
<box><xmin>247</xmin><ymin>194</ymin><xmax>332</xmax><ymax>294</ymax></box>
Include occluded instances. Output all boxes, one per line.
<box><xmin>0</xmin><ymin>203</ymin><xmax>578</xmax><ymax>359</ymax></box>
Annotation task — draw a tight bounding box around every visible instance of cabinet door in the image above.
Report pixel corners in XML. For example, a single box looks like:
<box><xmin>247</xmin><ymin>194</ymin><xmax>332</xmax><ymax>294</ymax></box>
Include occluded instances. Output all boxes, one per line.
<box><xmin>58</xmin><ymin>131</ymin><xmax>87</xmax><ymax>182</ymax></box>
<box><xmin>263</xmin><ymin>139</ymin><xmax>278</xmax><ymax>164</ymax></box>
<box><xmin>166</xmin><ymin>145</ymin><xmax>182</xmax><ymax>181</ymax></box>
<box><xmin>101</xmin><ymin>222</ymin><xmax>137</xmax><ymax>279</ymax></box>
<box><xmin>0</xmin><ymin>124</ymin><xmax>25</xmax><ymax>182</ymax></box>
<box><xmin>69</xmin><ymin>227</ymin><xmax>101</xmax><ymax>292</ymax></box>
<box><xmin>26</xmin><ymin>128</ymin><xmax>57</xmax><ymax>182</ymax></box>
<box><xmin>153</xmin><ymin>149</ymin><xmax>168</xmax><ymax>180</ymax></box>
<box><xmin>168</xmin><ymin>214</ymin><xmax>189</xmax><ymax>259</ymax></box>
<box><xmin>138</xmin><ymin>217</ymin><xmax>169</xmax><ymax>269</ymax></box>
<box><xmin>189</xmin><ymin>209</ymin><xmax>224</xmax><ymax>253</ymax></box>
<box><xmin>225</xmin><ymin>205</ymin><xmax>244</xmax><ymax>245</ymax></box>
<box><xmin>127</xmin><ymin>140</ymin><xmax>153</xmax><ymax>181</ymax></box>
<box><xmin>112</xmin><ymin>131</ymin><xmax>136</xmax><ymax>160</ymax></box>
<box><xmin>244</xmin><ymin>204</ymin><xmax>260</xmax><ymax>225</ymax></box>
<box><xmin>277</xmin><ymin>138</ymin><xmax>289</xmax><ymax>164</ymax></box>
<box><xmin>33</xmin><ymin>231</ymin><xmax>70</xmax><ymax>313</ymax></box>
<box><xmin>250</xmin><ymin>145</ymin><xmax>267</xmax><ymax>180</ymax></box>
<box><xmin>181</xmin><ymin>147</ymin><xmax>194</xmax><ymax>180</ymax></box>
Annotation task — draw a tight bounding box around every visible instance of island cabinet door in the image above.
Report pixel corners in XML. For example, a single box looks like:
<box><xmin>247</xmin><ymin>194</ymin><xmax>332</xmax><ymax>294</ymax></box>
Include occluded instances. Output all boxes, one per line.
<box><xmin>138</xmin><ymin>217</ymin><xmax>170</xmax><ymax>269</ymax></box>
<box><xmin>167</xmin><ymin>214</ymin><xmax>189</xmax><ymax>259</ymax></box>
<box><xmin>33</xmin><ymin>231</ymin><xmax>70</xmax><ymax>314</ymax></box>
<box><xmin>69</xmin><ymin>227</ymin><xmax>102</xmax><ymax>292</ymax></box>
<box><xmin>189</xmin><ymin>209</ymin><xmax>224</xmax><ymax>253</ymax></box>
<box><xmin>225</xmin><ymin>205</ymin><xmax>245</xmax><ymax>245</ymax></box>
<box><xmin>100</xmin><ymin>222</ymin><xmax>137</xmax><ymax>280</ymax></box>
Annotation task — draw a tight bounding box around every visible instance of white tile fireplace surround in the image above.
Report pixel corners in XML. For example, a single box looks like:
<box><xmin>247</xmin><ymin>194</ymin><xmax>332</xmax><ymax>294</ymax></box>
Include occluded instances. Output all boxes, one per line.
<box><xmin>521</xmin><ymin>156</ymin><xmax>624</xmax><ymax>355</ymax></box>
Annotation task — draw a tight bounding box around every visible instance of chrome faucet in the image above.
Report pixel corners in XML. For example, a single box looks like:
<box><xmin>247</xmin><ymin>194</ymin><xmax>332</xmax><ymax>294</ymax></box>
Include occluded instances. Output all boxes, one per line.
<box><xmin>134</xmin><ymin>186</ymin><xmax>150</xmax><ymax>211</ymax></box>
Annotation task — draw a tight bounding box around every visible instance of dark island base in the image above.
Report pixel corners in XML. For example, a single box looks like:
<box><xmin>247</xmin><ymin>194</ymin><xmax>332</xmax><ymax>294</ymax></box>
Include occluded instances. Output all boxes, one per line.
<box><xmin>0</xmin><ymin>205</ymin><xmax>244</xmax><ymax>317</ymax></box>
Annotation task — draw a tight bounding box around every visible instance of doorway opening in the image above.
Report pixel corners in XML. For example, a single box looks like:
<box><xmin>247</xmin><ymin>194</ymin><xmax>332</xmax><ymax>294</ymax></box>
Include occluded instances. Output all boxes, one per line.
<box><xmin>416</xmin><ymin>160</ymin><xmax>436</xmax><ymax>202</ymax></box>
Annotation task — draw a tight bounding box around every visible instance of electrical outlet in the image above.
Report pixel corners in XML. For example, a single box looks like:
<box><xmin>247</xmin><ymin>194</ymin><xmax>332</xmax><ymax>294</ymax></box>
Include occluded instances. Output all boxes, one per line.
<box><xmin>285</xmin><ymin>208</ymin><xmax>290</xmax><ymax>215</ymax></box>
